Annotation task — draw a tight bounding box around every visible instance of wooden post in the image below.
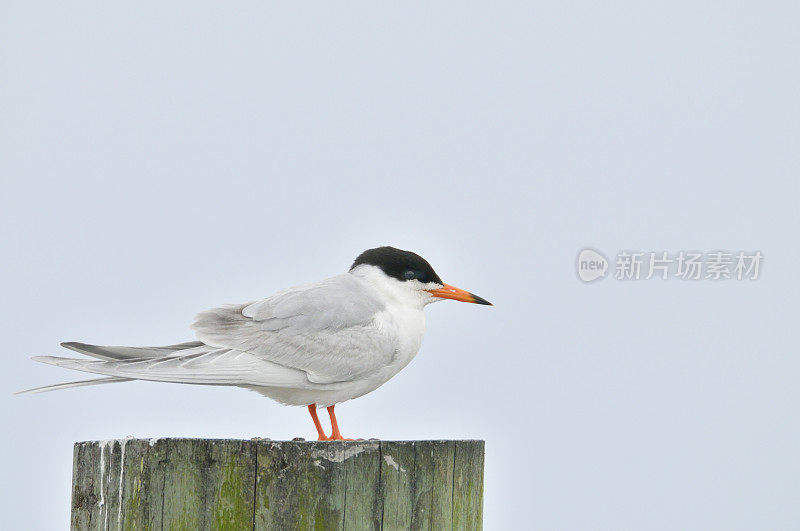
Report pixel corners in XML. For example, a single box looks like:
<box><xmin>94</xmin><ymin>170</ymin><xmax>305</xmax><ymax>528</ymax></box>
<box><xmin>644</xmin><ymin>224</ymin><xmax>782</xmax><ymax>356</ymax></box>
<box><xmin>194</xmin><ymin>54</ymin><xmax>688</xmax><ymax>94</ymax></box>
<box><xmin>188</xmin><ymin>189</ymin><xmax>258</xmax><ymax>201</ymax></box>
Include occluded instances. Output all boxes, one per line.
<box><xmin>71</xmin><ymin>438</ymin><xmax>484</xmax><ymax>530</ymax></box>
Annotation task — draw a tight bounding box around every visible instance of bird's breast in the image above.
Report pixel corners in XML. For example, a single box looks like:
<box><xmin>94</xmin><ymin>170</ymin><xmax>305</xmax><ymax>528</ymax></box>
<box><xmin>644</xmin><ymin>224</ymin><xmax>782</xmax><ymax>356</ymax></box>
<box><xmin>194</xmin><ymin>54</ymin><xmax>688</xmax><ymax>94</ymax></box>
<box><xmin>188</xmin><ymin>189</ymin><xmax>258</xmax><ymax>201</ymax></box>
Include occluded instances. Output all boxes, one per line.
<box><xmin>372</xmin><ymin>304</ymin><xmax>426</xmax><ymax>367</ymax></box>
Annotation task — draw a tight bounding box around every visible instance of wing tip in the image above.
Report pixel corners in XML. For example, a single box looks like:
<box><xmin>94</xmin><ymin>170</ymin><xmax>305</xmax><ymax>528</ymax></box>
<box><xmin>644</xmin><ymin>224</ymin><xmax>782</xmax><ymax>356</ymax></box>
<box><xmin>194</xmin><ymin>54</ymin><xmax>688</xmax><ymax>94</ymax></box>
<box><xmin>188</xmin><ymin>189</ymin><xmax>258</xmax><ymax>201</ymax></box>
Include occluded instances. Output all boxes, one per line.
<box><xmin>60</xmin><ymin>341</ymin><xmax>88</xmax><ymax>352</ymax></box>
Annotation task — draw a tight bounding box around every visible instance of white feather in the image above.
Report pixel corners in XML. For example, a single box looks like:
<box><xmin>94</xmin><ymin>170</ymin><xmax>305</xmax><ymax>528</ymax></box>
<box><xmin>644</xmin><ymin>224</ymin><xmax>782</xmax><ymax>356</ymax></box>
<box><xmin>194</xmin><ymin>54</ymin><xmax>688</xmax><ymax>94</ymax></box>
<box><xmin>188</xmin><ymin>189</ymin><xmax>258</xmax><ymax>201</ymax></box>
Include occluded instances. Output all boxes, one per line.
<box><xmin>15</xmin><ymin>377</ymin><xmax>132</xmax><ymax>395</ymax></box>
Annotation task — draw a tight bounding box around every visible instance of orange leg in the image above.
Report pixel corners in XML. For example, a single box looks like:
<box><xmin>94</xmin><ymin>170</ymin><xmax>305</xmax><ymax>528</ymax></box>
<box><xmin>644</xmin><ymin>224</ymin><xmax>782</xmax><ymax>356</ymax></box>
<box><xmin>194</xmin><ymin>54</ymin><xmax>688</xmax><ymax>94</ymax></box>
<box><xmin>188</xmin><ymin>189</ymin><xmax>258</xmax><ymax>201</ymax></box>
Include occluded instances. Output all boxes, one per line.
<box><xmin>326</xmin><ymin>405</ymin><xmax>352</xmax><ymax>440</ymax></box>
<box><xmin>308</xmin><ymin>404</ymin><xmax>329</xmax><ymax>440</ymax></box>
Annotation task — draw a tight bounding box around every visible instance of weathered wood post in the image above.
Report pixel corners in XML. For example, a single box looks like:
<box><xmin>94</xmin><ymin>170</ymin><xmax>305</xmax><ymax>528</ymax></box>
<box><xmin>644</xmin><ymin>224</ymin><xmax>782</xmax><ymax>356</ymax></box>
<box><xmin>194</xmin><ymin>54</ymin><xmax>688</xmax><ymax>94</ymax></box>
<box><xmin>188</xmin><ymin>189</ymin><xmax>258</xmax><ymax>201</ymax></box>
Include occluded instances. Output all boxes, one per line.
<box><xmin>71</xmin><ymin>438</ymin><xmax>484</xmax><ymax>530</ymax></box>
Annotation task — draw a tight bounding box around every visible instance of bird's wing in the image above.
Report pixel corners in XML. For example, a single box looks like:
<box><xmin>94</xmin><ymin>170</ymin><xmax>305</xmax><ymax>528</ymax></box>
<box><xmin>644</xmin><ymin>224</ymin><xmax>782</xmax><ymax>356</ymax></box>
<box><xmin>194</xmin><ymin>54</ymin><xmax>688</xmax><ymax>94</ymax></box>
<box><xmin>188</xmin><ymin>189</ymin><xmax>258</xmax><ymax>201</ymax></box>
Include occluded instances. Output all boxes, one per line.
<box><xmin>25</xmin><ymin>274</ymin><xmax>394</xmax><ymax>391</ymax></box>
<box><xmin>60</xmin><ymin>341</ymin><xmax>204</xmax><ymax>361</ymax></box>
<box><xmin>30</xmin><ymin>348</ymin><xmax>344</xmax><ymax>388</ymax></box>
<box><xmin>192</xmin><ymin>274</ymin><xmax>396</xmax><ymax>384</ymax></box>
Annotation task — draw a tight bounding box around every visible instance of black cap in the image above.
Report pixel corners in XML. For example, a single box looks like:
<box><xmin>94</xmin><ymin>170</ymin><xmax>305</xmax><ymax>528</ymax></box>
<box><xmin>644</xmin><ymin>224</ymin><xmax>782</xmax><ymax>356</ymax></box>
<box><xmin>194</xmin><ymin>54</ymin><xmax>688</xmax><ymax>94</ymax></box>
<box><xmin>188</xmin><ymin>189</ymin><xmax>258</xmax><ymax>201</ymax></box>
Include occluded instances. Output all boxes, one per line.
<box><xmin>351</xmin><ymin>247</ymin><xmax>443</xmax><ymax>285</ymax></box>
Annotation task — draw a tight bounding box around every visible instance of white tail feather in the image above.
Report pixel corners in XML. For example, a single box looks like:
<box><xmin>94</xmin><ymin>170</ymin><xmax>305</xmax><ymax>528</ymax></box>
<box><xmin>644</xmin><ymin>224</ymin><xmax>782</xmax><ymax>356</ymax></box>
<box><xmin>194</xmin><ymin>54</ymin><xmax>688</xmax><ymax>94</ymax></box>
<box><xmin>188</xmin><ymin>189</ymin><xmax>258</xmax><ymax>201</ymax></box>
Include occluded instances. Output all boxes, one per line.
<box><xmin>16</xmin><ymin>376</ymin><xmax>132</xmax><ymax>395</ymax></box>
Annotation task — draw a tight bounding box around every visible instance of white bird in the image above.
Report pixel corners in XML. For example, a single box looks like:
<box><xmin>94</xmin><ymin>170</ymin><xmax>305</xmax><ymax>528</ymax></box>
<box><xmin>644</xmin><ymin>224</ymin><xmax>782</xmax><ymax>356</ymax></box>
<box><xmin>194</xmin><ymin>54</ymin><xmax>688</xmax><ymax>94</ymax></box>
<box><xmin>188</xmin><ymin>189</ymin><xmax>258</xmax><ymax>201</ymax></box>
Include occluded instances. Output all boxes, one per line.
<box><xmin>21</xmin><ymin>246</ymin><xmax>491</xmax><ymax>440</ymax></box>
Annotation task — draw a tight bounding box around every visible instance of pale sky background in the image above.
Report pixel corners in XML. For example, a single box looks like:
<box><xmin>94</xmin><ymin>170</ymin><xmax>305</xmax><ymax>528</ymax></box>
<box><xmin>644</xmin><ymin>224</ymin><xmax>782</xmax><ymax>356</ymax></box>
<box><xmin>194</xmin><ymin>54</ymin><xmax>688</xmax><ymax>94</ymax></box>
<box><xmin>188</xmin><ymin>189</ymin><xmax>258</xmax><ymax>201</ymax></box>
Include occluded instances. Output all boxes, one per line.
<box><xmin>2</xmin><ymin>2</ymin><xmax>799</xmax><ymax>529</ymax></box>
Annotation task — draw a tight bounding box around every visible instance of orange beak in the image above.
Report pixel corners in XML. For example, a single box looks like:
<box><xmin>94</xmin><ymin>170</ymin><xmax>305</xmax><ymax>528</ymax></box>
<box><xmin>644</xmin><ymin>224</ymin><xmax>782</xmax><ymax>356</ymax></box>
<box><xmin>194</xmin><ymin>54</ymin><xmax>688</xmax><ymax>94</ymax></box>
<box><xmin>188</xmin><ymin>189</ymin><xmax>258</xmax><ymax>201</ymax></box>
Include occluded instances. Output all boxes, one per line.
<box><xmin>427</xmin><ymin>283</ymin><xmax>492</xmax><ymax>305</ymax></box>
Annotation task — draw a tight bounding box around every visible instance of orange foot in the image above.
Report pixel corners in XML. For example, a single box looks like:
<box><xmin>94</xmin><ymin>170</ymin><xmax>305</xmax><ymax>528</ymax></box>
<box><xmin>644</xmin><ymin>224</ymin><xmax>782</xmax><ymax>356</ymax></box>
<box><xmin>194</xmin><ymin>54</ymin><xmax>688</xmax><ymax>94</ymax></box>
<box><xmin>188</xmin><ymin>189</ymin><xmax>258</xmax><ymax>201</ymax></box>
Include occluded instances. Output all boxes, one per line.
<box><xmin>306</xmin><ymin>403</ymin><xmax>358</xmax><ymax>441</ymax></box>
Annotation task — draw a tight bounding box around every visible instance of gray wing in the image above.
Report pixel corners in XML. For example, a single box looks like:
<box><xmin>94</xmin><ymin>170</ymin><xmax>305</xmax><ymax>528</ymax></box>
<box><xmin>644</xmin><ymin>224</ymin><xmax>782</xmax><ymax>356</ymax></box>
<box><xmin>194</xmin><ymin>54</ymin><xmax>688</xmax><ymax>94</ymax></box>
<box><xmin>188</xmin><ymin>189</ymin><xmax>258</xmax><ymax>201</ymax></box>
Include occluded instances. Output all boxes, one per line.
<box><xmin>24</xmin><ymin>274</ymin><xmax>394</xmax><ymax>391</ymax></box>
<box><xmin>31</xmin><ymin>347</ymin><xmax>317</xmax><ymax>387</ymax></box>
<box><xmin>60</xmin><ymin>341</ymin><xmax>204</xmax><ymax>361</ymax></box>
<box><xmin>191</xmin><ymin>274</ymin><xmax>395</xmax><ymax>384</ymax></box>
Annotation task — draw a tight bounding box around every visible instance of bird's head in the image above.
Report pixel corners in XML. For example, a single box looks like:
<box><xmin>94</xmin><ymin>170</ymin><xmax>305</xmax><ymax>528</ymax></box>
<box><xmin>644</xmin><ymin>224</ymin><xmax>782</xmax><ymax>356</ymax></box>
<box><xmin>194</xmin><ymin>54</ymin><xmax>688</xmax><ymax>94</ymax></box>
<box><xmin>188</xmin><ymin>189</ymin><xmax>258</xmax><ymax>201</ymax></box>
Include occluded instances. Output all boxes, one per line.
<box><xmin>349</xmin><ymin>246</ymin><xmax>492</xmax><ymax>308</ymax></box>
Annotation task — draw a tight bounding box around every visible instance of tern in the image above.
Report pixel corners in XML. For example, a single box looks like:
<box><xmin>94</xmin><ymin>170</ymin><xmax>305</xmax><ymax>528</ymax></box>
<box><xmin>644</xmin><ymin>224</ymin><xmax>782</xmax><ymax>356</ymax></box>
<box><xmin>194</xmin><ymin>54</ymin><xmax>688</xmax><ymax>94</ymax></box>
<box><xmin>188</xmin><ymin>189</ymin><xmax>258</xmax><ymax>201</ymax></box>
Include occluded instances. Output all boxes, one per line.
<box><xmin>21</xmin><ymin>246</ymin><xmax>491</xmax><ymax>440</ymax></box>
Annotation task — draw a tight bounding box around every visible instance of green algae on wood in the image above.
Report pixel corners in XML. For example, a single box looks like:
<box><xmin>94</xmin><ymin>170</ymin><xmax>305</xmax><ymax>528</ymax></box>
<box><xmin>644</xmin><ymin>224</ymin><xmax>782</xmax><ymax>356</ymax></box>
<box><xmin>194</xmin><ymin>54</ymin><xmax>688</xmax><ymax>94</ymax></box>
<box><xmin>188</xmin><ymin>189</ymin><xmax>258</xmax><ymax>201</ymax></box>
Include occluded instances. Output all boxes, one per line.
<box><xmin>161</xmin><ymin>439</ymin><xmax>256</xmax><ymax>530</ymax></box>
<box><xmin>72</xmin><ymin>438</ymin><xmax>484</xmax><ymax>530</ymax></box>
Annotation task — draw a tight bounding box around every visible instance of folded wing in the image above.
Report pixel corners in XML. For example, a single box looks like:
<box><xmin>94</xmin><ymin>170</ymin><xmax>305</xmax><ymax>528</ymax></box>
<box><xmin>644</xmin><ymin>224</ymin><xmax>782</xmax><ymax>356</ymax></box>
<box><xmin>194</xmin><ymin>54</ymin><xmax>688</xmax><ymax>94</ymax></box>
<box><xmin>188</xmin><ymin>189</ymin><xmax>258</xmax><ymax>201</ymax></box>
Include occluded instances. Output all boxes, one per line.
<box><xmin>31</xmin><ymin>348</ymin><xmax>323</xmax><ymax>388</ymax></box>
<box><xmin>192</xmin><ymin>274</ymin><xmax>395</xmax><ymax>384</ymax></box>
<box><xmin>25</xmin><ymin>274</ymin><xmax>395</xmax><ymax>392</ymax></box>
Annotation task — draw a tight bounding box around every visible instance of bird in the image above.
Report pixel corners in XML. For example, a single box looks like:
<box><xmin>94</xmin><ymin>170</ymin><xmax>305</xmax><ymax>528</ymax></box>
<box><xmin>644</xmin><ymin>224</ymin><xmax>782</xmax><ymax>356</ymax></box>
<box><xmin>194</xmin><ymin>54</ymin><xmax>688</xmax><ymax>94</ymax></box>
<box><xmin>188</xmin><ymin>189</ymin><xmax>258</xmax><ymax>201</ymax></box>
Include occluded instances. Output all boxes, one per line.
<box><xmin>20</xmin><ymin>246</ymin><xmax>491</xmax><ymax>440</ymax></box>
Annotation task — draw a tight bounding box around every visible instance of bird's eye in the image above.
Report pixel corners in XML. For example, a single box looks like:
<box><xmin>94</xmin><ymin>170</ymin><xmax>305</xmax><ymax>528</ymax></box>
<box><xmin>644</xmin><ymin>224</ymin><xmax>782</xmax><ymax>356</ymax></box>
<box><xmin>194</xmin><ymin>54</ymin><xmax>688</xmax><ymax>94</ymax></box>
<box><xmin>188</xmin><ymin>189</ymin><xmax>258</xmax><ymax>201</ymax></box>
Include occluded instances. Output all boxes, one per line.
<box><xmin>402</xmin><ymin>269</ymin><xmax>418</xmax><ymax>280</ymax></box>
